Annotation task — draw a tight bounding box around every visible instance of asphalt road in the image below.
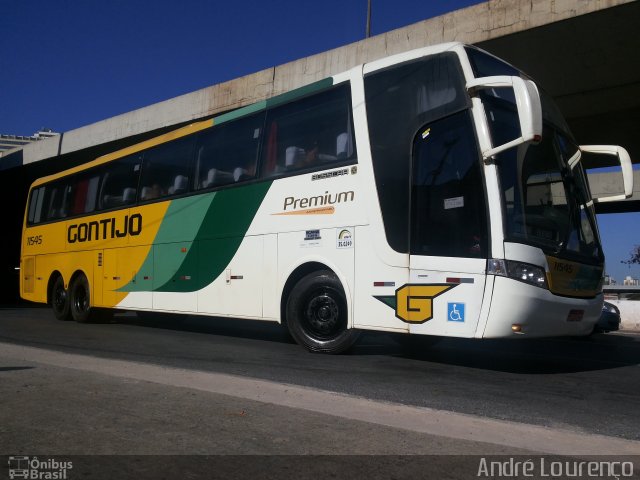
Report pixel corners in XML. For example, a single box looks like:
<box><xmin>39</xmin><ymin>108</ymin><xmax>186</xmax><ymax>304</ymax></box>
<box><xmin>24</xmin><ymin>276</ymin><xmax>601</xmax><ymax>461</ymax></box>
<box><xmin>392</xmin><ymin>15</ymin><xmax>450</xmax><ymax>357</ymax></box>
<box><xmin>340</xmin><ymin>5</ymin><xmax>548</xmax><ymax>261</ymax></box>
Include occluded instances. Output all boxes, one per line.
<box><xmin>1</xmin><ymin>306</ymin><xmax>639</xmax><ymax>444</ymax></box>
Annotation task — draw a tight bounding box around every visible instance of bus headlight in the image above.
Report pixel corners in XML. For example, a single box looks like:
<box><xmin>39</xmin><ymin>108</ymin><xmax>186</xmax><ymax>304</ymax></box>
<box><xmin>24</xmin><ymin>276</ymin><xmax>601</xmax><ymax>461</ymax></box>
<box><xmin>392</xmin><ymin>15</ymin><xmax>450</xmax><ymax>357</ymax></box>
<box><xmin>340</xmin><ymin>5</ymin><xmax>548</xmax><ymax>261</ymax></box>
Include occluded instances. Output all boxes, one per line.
<box><xmin>487</xmin><ymin>259</ymin><xmax>548</xmax><ymax>290</ymax></box>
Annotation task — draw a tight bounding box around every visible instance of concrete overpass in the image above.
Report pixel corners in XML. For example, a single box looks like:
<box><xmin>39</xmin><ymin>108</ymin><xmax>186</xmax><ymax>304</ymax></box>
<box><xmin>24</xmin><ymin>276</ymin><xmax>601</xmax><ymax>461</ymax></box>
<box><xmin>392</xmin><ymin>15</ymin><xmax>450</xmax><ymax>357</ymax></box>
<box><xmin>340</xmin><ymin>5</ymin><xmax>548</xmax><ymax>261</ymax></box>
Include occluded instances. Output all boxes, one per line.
<box><xmin>1</xmin><ymin>0</ymin><xmax>638</xmax><ymax>302</ymax></box>
<box><xmin>588</xmin><ymin>169</ymin><xmax>640</xmax><ymax>214</ymax></box>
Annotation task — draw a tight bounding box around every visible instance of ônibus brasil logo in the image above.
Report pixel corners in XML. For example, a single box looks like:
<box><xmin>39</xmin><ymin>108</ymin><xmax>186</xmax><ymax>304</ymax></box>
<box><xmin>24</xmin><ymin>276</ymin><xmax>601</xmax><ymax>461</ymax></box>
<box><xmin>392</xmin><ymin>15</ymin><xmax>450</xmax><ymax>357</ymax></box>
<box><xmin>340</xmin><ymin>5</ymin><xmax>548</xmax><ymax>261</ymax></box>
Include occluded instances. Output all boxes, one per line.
<box><xmin>8</xmin><ymin>456</ymin><xmax>73</xmax><ymax>479</ymax></box>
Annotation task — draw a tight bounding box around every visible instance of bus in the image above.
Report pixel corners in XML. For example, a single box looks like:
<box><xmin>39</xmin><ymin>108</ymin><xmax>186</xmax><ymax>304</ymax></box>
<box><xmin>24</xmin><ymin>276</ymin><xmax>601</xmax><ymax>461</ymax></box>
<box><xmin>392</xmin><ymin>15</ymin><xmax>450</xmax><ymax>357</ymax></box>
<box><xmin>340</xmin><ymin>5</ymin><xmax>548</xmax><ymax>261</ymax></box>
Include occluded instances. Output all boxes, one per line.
<box><xmin>20</xmin><ymin>42</ymin><xmax>633</xmax><ymax>353</ymax></box>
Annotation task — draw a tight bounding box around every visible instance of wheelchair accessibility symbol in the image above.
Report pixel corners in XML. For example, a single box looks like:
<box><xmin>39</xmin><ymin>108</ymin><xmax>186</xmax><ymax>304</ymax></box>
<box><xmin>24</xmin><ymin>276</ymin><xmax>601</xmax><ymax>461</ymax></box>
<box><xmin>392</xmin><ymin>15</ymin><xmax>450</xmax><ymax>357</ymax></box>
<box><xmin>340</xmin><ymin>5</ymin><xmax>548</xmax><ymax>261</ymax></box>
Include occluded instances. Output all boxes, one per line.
<box><xmin>447</xmin><ymin>303</ymin><xmax>465</xmax><ymax>322</ymax></box>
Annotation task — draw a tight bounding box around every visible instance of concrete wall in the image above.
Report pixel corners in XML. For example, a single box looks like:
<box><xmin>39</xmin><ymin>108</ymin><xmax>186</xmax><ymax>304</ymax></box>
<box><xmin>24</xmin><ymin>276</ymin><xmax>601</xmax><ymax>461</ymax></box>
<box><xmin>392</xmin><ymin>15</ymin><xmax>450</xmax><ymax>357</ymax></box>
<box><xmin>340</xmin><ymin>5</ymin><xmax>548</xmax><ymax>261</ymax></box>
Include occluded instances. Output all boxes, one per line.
<box><xmin>588</xmin><ymin>169</ymin><xmax>640</xmax><ymax>203</ymax></box>
<box><xmin>608</xmin><ymin>300</ymin><xmax>640</xmax><ymax>332</ymax></box>
<box><xmin>5</xmin><ymin>0</ymin><xmax>633</xmax><ymax>167</ymax></box>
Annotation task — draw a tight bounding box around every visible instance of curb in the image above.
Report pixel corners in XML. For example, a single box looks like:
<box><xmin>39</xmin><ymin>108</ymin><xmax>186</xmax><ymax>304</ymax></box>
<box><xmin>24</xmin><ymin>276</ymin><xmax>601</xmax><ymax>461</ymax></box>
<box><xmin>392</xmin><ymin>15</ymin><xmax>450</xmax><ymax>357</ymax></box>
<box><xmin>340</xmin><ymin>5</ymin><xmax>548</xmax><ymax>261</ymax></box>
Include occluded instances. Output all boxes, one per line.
<box><xmin>620</xmin><ymin>322</ymin><xmax>640</xmax><ymax>333</ymax></box>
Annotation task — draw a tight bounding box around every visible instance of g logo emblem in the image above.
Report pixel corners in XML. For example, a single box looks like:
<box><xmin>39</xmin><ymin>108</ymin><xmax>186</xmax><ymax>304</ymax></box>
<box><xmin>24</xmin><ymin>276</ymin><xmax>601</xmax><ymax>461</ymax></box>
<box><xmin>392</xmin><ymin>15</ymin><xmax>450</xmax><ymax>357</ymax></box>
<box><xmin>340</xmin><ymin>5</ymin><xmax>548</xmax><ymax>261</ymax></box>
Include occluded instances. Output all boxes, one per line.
<box><xmin>395</xmin><ymin>284</ymin><xmax>453</xmax><ymax>323</ymax></box>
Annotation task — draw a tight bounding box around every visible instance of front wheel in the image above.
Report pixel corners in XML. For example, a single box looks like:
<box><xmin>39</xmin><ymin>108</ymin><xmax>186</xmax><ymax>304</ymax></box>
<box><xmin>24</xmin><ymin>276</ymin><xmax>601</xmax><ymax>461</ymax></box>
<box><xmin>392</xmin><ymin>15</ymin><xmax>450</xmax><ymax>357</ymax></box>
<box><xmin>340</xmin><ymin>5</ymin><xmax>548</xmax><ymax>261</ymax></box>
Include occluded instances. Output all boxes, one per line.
<box><xmin>286</xmin><ymin>270</ymin><xmax>359</xmax><ymax>354</ymax></box>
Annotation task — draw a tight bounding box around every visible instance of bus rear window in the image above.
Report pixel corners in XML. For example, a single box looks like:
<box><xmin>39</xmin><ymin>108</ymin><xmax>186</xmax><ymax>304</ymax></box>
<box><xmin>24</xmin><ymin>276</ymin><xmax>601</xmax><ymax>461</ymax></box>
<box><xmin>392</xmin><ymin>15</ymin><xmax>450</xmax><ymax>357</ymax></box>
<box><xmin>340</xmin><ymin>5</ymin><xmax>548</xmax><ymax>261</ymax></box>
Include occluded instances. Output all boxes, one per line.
<box><xmin>27</xmin><ymin>180</ymin><xmax>70</xmax><ymax>225</ymax></box>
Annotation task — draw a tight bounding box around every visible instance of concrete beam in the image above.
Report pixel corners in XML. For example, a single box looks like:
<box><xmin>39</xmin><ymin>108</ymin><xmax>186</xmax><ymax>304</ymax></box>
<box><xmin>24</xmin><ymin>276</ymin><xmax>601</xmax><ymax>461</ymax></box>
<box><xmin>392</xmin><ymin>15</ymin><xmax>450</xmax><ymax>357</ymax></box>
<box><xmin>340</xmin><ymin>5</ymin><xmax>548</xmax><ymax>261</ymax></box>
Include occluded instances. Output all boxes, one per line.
<box><xmin>4</xmin><ymin>0</ymin><xmax>633</xmax><ymax>168</ymax></box>
<box><xmin>588</xmin><ymin>169</ymin><xmax>640</xmax><ymax>214</ymax></box>
<box><xmin>588</xmin><ymin>169</ymin><xmax>640</xmax><ymax>201</ymax></box>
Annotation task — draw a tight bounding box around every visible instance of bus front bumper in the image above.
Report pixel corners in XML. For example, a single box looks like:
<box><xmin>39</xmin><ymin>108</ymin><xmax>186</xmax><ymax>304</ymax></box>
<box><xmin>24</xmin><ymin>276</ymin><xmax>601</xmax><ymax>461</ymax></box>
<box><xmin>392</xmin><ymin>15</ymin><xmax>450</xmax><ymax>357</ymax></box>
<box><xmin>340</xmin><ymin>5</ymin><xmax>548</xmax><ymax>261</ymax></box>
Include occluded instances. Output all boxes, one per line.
<box><xmin>482</xmin><ymin>276</ymin><xmax>602</xmax><ymax>338</ymax></box>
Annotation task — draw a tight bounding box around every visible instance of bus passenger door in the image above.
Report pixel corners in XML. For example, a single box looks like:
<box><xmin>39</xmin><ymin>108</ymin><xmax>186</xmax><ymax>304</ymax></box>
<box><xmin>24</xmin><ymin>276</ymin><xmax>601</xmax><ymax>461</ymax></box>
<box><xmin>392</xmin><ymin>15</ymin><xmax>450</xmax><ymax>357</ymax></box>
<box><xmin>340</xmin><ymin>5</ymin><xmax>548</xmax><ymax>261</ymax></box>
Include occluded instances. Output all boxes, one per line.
<box><xmin>408</xmin><ymin>112</ymin><xmax>489</xmax><ymax>338</ymax></box>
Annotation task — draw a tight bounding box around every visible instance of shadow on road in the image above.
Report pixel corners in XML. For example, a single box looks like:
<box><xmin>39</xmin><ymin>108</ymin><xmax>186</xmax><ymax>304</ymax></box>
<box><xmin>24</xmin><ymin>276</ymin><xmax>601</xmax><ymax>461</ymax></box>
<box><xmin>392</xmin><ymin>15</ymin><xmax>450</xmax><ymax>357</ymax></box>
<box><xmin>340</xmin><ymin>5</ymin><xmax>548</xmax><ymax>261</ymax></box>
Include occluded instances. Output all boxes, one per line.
<box><xmin>0</xmin><ymin>366</ymin><xmax>35</xmax><ymax>372</ymax></box>
<box><xmin>112</xmin><ymin>310</ymin><xmax>640</xmax><ymax>375</ymax></box>
<box><xmin>373</xmin><ymin>331</ymin><xmax>640</xmax><ymax>374</ymax></box>
<box><xmin>114</xmin><ymin>310</ymin><xmax>295</xmax><ymax>345</ymax></box>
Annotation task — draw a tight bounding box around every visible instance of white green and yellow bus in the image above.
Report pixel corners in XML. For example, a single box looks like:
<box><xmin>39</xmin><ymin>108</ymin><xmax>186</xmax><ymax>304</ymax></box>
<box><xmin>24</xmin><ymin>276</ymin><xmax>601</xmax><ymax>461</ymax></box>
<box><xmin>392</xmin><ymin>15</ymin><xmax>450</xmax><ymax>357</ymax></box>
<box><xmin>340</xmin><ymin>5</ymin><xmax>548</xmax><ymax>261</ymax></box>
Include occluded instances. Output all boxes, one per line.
<box><xmin>20</xmin><ymin>43</ymin><xmax>633</xmax><ymax>353</ymax></box>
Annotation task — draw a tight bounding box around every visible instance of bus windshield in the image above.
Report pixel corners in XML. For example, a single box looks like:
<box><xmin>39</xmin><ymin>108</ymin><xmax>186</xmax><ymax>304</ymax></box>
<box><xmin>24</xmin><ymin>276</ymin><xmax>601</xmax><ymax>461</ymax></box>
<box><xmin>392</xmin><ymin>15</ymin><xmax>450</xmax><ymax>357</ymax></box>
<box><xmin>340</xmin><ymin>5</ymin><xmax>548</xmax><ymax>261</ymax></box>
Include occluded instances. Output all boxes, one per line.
<box><xmin>465</xmin><ymin>47</ymin><xmax>603</xmax><ymax>264</ymax></box>
<box><xmin>496</xmin><ymin>125</ymin><xmax>602</xmax><ymax>261</ymax></box>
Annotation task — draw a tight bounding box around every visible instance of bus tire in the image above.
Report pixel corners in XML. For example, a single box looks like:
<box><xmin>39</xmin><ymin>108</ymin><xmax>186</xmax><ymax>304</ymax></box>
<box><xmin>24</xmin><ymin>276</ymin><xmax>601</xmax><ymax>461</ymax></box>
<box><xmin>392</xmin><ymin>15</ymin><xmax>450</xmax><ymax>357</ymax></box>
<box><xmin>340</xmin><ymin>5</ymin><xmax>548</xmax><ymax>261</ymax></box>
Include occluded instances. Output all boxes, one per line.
<box><xmin>51</xmin><ymin>275</ymin><xmax>71</xmax><ymax>321</ymax></box>
<box><xmin>286</xmin><ymin>270</ymin><xmax>359</xmax><ymax>354</ymax></box>
<box><xmin>69</xmin><ymin>274</ymin><xmax>94</xmax><ymax>323</ymax></box>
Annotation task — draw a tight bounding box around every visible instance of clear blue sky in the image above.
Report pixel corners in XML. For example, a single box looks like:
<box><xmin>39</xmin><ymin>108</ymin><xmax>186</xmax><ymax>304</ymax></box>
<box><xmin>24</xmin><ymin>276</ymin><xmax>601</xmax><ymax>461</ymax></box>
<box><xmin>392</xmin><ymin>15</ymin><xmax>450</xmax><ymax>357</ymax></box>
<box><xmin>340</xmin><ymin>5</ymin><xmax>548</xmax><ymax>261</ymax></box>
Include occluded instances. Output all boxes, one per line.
<box><xmin>1</xmin><ymin>0</ymin><xmax>637</xmax><ymax>280</ymax></box>
<box><xmin>597</xmin><ymin>213</ymin><xmax>640</xmax><ymax>283</ymax></box>
<box><xmin>0</xmin><ymin>0</ymin><xmax>482</xmax><ymax>134</ymax></box>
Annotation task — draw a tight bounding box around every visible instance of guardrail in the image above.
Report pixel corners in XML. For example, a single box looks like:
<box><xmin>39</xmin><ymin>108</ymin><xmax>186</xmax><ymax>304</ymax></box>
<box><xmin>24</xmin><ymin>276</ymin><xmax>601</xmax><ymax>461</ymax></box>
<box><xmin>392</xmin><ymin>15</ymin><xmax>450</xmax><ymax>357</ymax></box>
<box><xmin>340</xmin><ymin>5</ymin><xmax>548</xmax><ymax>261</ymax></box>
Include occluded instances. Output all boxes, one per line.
<box><xmin>603</xmin><ymin>285</ymin><xmax>640</xmax><ymax>294</ymax></box>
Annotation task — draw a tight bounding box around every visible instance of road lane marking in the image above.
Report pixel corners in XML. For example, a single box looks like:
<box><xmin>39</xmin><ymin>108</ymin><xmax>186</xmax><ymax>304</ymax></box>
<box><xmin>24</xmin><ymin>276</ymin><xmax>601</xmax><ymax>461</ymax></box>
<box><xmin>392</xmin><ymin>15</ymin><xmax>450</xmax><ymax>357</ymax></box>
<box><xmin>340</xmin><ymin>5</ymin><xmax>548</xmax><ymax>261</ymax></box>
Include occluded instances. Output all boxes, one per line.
<box><xmin>2</xmin><ymin>341</ymin><xmax>639</xmax><ymax>456</ymax></box>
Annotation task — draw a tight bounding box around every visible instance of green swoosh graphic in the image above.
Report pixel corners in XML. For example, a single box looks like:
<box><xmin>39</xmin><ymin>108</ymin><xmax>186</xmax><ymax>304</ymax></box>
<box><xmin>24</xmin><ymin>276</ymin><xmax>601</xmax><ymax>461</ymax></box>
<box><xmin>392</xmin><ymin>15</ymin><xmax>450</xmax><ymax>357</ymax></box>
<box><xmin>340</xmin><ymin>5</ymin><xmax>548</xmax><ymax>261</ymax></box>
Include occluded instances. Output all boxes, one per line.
<box><xmin>120</xmin><ymin>181</ymin><xmax>272</xmax><ymax>293</ymax></box>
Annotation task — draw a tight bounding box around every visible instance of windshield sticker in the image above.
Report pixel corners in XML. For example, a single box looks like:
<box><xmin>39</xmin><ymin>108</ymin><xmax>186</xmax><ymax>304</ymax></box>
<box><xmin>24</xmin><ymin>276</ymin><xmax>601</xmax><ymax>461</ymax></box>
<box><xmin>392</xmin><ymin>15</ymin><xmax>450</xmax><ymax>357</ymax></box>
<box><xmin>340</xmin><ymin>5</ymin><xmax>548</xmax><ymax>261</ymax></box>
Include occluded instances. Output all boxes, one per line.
<box><xmin>444</xmin><ymin>196</ymin><xmax>464</xmax><ymax>210</ymax></box>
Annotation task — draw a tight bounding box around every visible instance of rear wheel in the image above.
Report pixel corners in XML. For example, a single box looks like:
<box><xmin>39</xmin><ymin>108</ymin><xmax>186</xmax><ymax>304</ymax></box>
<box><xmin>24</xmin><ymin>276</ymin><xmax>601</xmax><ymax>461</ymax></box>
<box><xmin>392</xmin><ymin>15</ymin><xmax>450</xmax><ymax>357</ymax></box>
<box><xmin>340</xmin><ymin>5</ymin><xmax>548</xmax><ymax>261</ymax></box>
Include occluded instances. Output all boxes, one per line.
<box><xmin>69</xmin><ymin>274</ymin><xmax>94</xmax><ymax>323</ymax></box>
<box><xmin>51</xmin><ymin>275</ymin><xmax>71</xmax><ymax>321</ymax></box>
<box><xmin>286</xmin><ymin>270</ymin><xmax>359</xmax><ymax>354</ymax></box>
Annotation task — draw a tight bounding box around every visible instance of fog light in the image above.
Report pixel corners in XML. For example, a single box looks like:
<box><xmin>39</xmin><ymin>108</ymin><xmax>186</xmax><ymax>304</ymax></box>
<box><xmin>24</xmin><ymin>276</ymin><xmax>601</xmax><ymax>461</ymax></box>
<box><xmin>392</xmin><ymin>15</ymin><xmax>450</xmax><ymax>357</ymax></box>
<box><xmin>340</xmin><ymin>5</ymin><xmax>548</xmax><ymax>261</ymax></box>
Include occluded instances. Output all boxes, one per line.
<box><xmin>511</xmin><ymin>324</ymin><xmax>523</xmax><ymax>333</ymax></box>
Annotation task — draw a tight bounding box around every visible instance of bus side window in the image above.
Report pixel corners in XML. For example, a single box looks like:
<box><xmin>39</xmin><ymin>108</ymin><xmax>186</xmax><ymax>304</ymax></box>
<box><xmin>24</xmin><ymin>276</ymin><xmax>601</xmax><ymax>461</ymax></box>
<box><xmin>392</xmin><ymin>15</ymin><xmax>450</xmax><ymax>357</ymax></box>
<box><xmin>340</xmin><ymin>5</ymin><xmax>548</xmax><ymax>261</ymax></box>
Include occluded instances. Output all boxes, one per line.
<box><xmin>45</xmin><ymin>182</ymin><xmax>68</xmax><ymax>221</ymax></box>
<box><xmin>140</xmin><ymin>136</ymin><xmax>193</xmax><ymax>200</ymax></box>
<box><xmin>98</xmin><ymin>155</ymin><xmax>141</xmax><ymax>210</ymax></box>
<box><xmin>69</xmin><ymin>173</ymin><xmax>99</xmax><ymax>216</ymax></box>
<box><xmin>195</xmin><ymin>112</ymin><xmax>263</xmax><ymax>190</ymax></box>
<box><xmin>27</xmin><ymin>187</ymin><xmax>44</xmax><ymax>224</ymax></box>
<box><xmin>261</xmin><ymin>84</ymin><xmax>356</xmax><ymax>177</ymax></box>
<box><xmin>29</xmin><ymin>171</ymin><xmax>101</xmax><ymax>223</ymax></box>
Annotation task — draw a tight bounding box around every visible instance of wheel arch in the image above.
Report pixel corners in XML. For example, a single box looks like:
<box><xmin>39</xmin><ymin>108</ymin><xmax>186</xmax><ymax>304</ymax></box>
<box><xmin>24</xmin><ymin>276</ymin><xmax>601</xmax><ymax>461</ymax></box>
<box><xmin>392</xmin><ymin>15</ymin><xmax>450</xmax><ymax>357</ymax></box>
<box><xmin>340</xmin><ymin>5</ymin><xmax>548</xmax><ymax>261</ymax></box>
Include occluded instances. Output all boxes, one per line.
<box><xmin>47</xmin><ymin>269</ymin><xmax>91</xmax><ymax>303</ymax></box>
<box><xmin>69</xmin><ymin>269</ymin><xmax>92</xmax><ymax>305</ymax></box>
<box><xmin>47</xmin><ymin>270</ymin><xmax>64</xmax><ymax>305</ymax></box>
<box><xmin>279</xmin><ymin>260</ymin><xmax>353</xmax><ymax>328</ymax></box>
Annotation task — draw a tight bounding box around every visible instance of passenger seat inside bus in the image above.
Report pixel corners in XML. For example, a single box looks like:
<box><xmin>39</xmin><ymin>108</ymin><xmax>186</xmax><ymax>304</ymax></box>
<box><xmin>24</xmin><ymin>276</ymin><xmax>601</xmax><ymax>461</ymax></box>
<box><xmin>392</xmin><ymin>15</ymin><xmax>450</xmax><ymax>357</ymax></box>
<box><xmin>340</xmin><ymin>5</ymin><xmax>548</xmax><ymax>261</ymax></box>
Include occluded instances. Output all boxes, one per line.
<box><xmin>283</xmin><ymin>133</ymin><xmax>350</xmax><ymax>171</ymax></box>
<box><xmin>233</xmin><ymin>167</ymin><xmax>252</xmax><ymax>182</ymax></box>
<box><xmin>285</xmin><ymin>146</ymin><xmax>305</xmax><ymax>169</ymax></box>
<box><xmin>201</xmin><ymin>168</ymin><xmax>233</xmax><ymax>189</ymax></box>
<box><xmin>336</xmin><ymin>132</ymin><xmax>350</xmax><ymax>160</ymax></box>
<box><xmin>101</xmin><ymin>186</ymin><xmax>135</xmax><ymax>208</ymax></box>
<box><xmin>168</xmin><ymin>175</ymin><xmax>188</xmax><ymax>195</ymax></box>
<box><xmin>140</xmin><ymin>186</ymin><xmax>151</xmax><ymax>200</ymax></box>
<box><xmin>122</xmin><ymin>187</ymin><xmax>136</xmax><ymax>204</ymax></box>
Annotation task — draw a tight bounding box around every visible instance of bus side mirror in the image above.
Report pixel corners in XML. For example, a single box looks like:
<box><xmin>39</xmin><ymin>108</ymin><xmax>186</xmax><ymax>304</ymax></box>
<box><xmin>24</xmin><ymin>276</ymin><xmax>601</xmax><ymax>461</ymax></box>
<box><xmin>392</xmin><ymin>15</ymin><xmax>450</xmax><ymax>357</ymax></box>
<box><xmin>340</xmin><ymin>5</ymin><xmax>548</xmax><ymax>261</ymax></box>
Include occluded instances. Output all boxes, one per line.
<box><xmin>580</xmin><ymin>145</ymin><xmax>634</xmax><ymax>203</ymax></box>
<box><xmin>467</xmin><ymin>75</ymin><xmax>543</xmax><ymax>160</ymax></box>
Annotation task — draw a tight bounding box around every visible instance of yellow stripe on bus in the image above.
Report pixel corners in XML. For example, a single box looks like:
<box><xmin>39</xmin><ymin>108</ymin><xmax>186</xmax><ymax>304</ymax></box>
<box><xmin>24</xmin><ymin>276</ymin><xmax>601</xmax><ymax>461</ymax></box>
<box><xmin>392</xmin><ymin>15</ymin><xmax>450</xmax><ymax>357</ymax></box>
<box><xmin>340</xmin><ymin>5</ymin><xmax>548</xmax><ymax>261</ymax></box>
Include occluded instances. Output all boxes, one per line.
<box><xmin>31</xmin><ymin>119</ymin><xmax>214</xmax><ymax>188</ymax></box>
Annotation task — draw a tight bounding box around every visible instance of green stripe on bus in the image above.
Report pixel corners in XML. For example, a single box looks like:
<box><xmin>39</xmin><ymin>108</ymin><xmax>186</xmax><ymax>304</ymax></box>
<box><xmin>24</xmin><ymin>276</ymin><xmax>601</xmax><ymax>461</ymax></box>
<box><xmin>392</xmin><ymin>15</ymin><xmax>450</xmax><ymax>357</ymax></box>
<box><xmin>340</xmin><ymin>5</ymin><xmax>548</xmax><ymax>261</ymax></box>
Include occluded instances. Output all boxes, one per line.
<box><xmin>213</xmin><ymin>101</ymin><xmax>268</xmax><ymax>125</ymax></box>
<box><xmin>265</xmin><ymin>78</ymin><xmax>334</xmax><ymax>109</ymax></box>
<box><xmin>154</xmin><ymin>181</ymin><xmax>272</xmax><ymax>292</ymax></box>
<box><xmin>120</xmin><ymin>181</ymin><xmax>272</xmax><ymax>294</ymax></box>
<box><xmin>118</xmin><ymin>194</ymin><xmax>215</xmax><ymax>292</ymax></box>
<box><xmin>211</xmin><ymin>77</ymin><xmax>334</xmax><ymax>126</ymax></box>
